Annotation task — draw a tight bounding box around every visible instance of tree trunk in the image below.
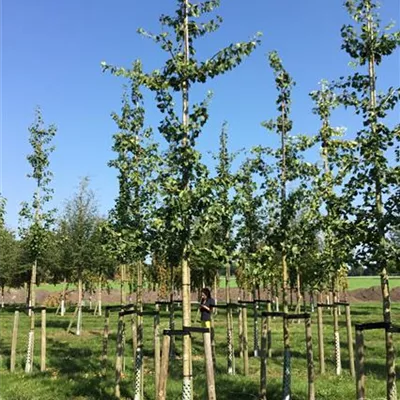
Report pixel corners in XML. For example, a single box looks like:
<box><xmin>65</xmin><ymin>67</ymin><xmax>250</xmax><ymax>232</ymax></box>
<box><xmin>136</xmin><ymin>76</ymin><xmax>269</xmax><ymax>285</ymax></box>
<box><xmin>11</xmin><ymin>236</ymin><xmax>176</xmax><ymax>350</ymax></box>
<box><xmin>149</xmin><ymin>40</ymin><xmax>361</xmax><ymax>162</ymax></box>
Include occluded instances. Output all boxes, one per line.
<box><xmin>76</xmin><ymin>276</ymin><xmax>83</xmax><ymax>336</ymax></box>
<box><xmin>29</xmin><ymin>260</ymin><xmax>37</xmax><ymax>316</ymax></box>
<box><xmin>97</xmin><ymin>275</ymin><xmax>102</xmax><ymax>317</ymax></box>
<box><xmin>61</xmin><ymin>278</ymin><xmax>67</xmax><ymax>316</ymax></box>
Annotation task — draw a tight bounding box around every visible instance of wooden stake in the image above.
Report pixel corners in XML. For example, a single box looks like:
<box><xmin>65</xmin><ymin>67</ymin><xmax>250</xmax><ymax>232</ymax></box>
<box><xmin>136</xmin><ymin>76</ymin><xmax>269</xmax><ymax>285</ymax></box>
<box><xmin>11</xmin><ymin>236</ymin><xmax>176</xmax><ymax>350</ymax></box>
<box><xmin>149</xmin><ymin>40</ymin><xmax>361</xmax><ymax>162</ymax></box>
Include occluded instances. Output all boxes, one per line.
<box><xmin>305</xmin><ymin>316</ymin><xmax>315</xmax><ymax>400</ymax></box>
<box><xmin>154</xmin><ymin>306</ymin><xmax>161</xmax><ymax>394</ymax></box>
<box><xmin>101</xmin><ymin>308</ymin><xmax>110</xmax><ymax>375</ymax></box>
<box><xmin>203</xmin><ymin>331</ymin><xmax>216</xmax><ymax>400</ymax></box>
<box><xmin>260</xmin><ymin>315</ymin><xmax>267</xmax><ymax>400</ymax></box>
<box><xmin>157</xmin><ymin>334</ymin><xmax>171</xmax><ymax>400</ymax></box>
<box><xmin>345</xmin><ymin>304</ymin><xmax>355</xmax><ymax>377</ymax></box>
<box><xmin>238</xmin><ymin>303</ymin><xmax>243</xmax><ymax>359</ymax></box>
<box><xmin>317</xmin><ymin>305</ymin><xmax>325</xmax><ymax>374</ymax></box>
<box><xmin>355</xmin><ymin>328</ymin><xmax>365</xmax><ymax>400</ymax></box>
<box><xmin>10</xmin><ymin>310</ymin><xmax>19</xmax><ymax>372</ymax></box>
<box><xmin>242</xmin><ymin>304</ymin><xmax>249</xmax><ymax>376</ymax></box>
<box><xmin>115</xmin><ymin>316</ymin><xmax>124</xmax><ymax>399</ymax></box>
<box><xmin>267</xmin><ymin>301</ymin><xmax>272</xmax><ymax>358</ymax></box>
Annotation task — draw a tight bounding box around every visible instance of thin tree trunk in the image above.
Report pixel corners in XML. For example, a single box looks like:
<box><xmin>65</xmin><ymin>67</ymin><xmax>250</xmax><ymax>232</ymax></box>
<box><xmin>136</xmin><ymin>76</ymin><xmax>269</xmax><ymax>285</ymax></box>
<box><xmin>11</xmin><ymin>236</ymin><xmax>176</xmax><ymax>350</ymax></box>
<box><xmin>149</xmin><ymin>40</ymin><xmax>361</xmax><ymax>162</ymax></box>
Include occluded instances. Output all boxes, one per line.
<box><xmin>97</xmin><ymin>275</ymin><xmax>102</xmax><ymax>317</ymax></box>
<box><xmin>77</xmin><ymin>276</ymin><xmax>83</xmax><ymax>336</ymax></box>
<box><xmin>366</xmin><ymin>6</ymin><xmax>396</xmax><ymax>396</ymax></box>
<box><xmin>61</xmin><ymin>278</ymin><xmax>67</xmax><ymax>316</ymax></box>
<box><xmin>29</xmin><ymin>260</ymin><xmax>37</xmax><ymax>316</ymax></box>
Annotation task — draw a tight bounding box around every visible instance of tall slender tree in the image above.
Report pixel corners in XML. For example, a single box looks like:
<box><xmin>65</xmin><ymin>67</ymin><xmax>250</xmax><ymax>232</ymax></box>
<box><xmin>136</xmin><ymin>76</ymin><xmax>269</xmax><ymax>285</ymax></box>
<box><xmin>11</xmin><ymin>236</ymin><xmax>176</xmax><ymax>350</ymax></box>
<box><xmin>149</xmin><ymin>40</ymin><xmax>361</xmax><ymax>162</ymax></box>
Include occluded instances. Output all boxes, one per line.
<box><xmin>0</xmin><ymin>196</ymin><xmax>18</xmax><ymax>307</ymax></box>
<box><xmin>19</xmin><ymin>108</ymin><xmax>56</xmax><ymax>311</ymax></box>
<box><xmin>59</xmin><ymin>177</ymin><xmax>98</xmax><ymax>336</ymax></box>
<box><xmin>19</xmin><ymin>108</ymin><xmax>56</xmax><ymax>373</ymax></box>
<box><xmin>102</xmin><ymin>2</ymin><xmax>261</xmax><ymax>396</ymax></box>
<box><xmin>338</xmin><ymin>1</ymin><xmax>400</xmax><ymax>397</ymax></box>
<box><xmin>105</xmin><ymin>62</ymin><xmax>160</xmax><ymax>399</ymax></box>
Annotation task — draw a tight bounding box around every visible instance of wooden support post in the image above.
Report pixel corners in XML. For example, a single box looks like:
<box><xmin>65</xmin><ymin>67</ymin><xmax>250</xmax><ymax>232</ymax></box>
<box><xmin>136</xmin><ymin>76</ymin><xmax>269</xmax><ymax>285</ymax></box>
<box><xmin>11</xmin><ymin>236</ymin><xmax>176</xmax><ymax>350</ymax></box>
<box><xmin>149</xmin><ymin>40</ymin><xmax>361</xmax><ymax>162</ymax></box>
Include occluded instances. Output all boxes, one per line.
<box><xmin>10</xmin><ymin>310</ymin><xmax>19</xmax><ymax>372</ymax></box>
<box><xmin>203</xmin><ymin>331</ymin><xmax>216</xmax><ymax>400</ymax></box>
<box><xmin>238</xmin><ymin>304</ymin><xmax>243</xmax><ymax>359</ymax></box>
<box><xmin>267</xmin><ymin>301</ymin><xmax>272</xmax><ymax>358</ymax></box>
<box><xmin>242</xmin><ymin>304</ymin><xmax>249</xmax><ymax>376</ymax></box>
<box><xmin>260</xmin><ymin>315</ymin><xmax>267</xmax><ymax>400</ymax></box>
<box><xmin>115</xmin><ymin>316</ymin><xmax>124</xmax><ymax>399</ymax></box>
<box><xmin>40</xmin><ymin>309</ymin><xmax>46</xmax><ymax>372</ymax></box>
<box><xmin>355</xmin><ymin>328</ymin><xmax>365</xmax><ymax>400</ymax></box>
<box><xmin>157</xmin><ymin>334</ymin><xmax>171</xmax><ymax>400</ymax></box>
<box><xmin>154</xmin><ymin>306</ymin><xmax>160</xmax><ymax>395</ymax></box>
<box><xmin>211</xmin><ymin>314</ymin><xmax>216</xmax><ymax>364</ymax></box>
<box><xmin>168</xmin><ymin>302</ymin><xmax>175</xmax><ymax>359</ymax></box>
<box><xmin>345</xmin><ymin>304</ymin><xmax>355</xmax><ymax>377</ymax></box>
<box><xmin>101</xmin><ymin>308</ymin><xmax>110</xmax><ymax>375</ymax></box>
<box><xmin>305</xmin><ymin>316</ymin><xmax>315</xmax><ymax>400</ymax></box>
<box><xmin>317</xmin><ymin>305</ymin><xmax>325</xmax><ymax>374</ymax></box>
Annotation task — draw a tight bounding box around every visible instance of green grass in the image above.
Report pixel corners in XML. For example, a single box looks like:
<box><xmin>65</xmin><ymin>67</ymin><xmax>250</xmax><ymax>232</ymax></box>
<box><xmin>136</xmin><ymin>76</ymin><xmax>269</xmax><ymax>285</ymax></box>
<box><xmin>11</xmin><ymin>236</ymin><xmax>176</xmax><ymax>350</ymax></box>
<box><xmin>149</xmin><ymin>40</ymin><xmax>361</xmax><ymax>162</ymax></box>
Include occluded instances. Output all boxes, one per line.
<box><xmin>347</xmin><ymin>276</ymin><xmax>400</xmax><ymax>291</ymax></box>
<box><xmin>28</xmin><ymin>275</ymin><xmax>400</xmax><ymax>294</ymax></box>
<box><xmin>1</xmin><ymin>301</ymin><xmax>399</xmax><ymax>399</ymax></box>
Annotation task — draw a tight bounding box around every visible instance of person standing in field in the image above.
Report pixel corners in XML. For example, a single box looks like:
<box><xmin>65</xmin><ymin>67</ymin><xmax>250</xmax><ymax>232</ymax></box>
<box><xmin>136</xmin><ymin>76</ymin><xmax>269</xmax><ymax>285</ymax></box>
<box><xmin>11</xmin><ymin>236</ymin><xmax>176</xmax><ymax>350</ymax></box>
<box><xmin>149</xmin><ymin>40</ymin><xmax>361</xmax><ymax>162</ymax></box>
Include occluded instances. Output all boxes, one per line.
<box><xmin>200</xmin><ymin>288</ymin><xmax>215</xmax><ymax>328</ymax></box>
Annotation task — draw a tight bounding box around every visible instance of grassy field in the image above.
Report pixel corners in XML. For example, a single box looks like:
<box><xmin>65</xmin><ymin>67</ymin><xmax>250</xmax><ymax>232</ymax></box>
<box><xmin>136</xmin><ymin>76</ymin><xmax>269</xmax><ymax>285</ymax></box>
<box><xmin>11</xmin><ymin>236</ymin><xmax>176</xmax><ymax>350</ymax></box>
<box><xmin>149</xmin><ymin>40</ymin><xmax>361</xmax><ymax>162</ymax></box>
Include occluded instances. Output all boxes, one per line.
<box><xmin>347</xmin><ymin>276</ymin><xmax>400</xmax><ymax>291</ymax></box>
<box><xmin>0</xmin><ymin>301</ymin><xmax>399</xmax><ymax>399</ymax></box>
<box><xmin>35</xmin><ymin>275</ymin><xmax>400</xmax><ymax>293</ymax></box>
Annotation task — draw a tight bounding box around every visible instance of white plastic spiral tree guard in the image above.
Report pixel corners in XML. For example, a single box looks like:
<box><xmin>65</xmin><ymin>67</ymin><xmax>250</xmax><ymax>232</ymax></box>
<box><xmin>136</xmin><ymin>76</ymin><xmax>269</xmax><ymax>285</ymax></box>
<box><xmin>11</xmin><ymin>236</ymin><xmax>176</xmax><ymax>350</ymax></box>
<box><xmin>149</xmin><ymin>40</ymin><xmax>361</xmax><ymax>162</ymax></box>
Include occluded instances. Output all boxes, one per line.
<box><xmin>334</xmin><ymin>331</ymin><xmax>341</xmax><ymax>375</ymax></box>
<box><xmin>25</xmin><ymin>330</ymin><xmax>34</xmax><ymax>373</ymax></box>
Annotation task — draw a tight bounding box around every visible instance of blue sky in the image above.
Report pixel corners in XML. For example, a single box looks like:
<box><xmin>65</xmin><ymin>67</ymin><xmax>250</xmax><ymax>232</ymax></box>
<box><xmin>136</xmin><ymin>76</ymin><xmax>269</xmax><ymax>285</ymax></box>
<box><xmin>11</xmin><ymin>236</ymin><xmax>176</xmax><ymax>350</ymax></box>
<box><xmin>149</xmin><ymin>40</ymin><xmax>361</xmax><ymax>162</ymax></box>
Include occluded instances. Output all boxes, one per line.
<box><xmin>1</xmin><ymin>0</ymin><xmax>399</xmax><ymax>230</ymax></box>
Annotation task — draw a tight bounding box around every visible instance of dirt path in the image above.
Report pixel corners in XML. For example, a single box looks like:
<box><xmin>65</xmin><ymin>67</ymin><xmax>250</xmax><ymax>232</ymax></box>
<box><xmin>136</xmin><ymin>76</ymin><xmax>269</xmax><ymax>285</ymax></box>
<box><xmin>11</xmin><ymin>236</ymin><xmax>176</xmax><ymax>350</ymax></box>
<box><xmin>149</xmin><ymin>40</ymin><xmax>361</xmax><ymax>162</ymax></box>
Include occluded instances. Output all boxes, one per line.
<box><xmin>3</xmin><ymin>285</ymin><xmax>400</xmax><ymax>306</ymax></box>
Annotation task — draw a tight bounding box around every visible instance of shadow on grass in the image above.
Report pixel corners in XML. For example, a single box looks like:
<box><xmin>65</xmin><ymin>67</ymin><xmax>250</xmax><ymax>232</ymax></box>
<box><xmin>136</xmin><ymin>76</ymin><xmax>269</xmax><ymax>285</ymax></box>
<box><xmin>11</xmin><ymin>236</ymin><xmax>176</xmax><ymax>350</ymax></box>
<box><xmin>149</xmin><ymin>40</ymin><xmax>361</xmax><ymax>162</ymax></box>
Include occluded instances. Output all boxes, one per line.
<box><xmin>45</xmin><ymin>338</ymin><xmax>116</xmax><ymax>399</ymax></box>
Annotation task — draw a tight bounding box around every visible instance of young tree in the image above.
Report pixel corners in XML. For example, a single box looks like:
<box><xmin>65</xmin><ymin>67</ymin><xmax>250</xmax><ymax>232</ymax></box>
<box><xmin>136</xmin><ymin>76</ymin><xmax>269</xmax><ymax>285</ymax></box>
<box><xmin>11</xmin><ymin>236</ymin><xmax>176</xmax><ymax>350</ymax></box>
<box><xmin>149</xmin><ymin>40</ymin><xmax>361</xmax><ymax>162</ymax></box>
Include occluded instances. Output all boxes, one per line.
<box><xmin>19</xmin><ymin>108</ymin><xmax>56</xmax><ymax>311</ymax></box>
<box><xmin>256</xmin><ymin>51</ymin><xmax>317</xmax><ymax>398</ymax></box>
<box><xmin>59</xmin><ymin>177</ymin><xmax>99</xmax><ymax>336</ymax></box>
<box><xmin>18</xmin><ymin>108</ymin><xmax>56</xmax><ymax>373</ymax></box>
<box><xmin>105</xmin><ymin>63</ymin><xmax>160</xmax><ymax>398</ymax></box>
<box><xmin>339</xmin><ymin>1</ymin><xmax>399</xmax><ymax>396</ymax></box>
<box><xmin>103</xmin><ymin>2</ymin><xmax>261</xmax><ymax>395</ymax></box>
<box><xmin>0</xmin><ymin>196</ymin><xmax>19</xmax><ymax>306</ymax></box>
